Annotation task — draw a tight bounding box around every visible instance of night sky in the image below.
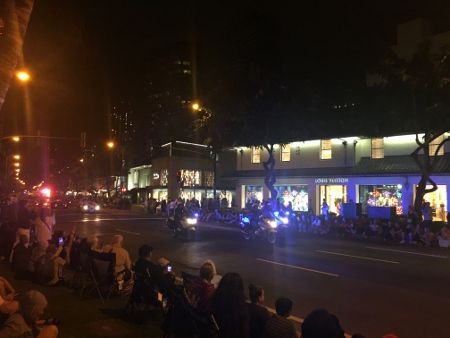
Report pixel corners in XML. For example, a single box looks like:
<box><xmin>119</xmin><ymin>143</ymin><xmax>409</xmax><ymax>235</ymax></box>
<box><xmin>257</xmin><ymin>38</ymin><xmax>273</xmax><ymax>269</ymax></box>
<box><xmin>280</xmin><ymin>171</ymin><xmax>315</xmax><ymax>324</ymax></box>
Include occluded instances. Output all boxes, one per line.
<box><xmin>2</xmin><ymin>0</ymin><xmax>450</xmax><ymax>166</ymax></box>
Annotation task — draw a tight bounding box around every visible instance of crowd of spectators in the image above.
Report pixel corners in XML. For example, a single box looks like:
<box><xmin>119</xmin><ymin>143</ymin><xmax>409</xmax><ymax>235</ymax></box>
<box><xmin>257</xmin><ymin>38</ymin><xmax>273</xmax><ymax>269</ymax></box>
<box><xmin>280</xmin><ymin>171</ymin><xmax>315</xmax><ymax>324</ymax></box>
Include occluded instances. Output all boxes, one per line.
<box><xmin>295</xmin><ymin>204</ymin><xmax>450</xmax><ymax>247</ymax></box>
<box><xmin>0</xmin><ymin>195</ymin><xmax>405</xmax><ymax>337</ymax></box>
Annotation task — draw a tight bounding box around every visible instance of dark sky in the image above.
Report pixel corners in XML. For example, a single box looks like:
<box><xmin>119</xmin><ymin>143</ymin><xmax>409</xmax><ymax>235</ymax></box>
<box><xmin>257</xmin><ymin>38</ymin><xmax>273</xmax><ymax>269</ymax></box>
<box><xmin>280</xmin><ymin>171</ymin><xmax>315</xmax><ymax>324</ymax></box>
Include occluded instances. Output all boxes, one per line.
<box><xmin>3</xmin><ymin>0</ymin><xmax>450</xmax><ymax>160</ymax></box>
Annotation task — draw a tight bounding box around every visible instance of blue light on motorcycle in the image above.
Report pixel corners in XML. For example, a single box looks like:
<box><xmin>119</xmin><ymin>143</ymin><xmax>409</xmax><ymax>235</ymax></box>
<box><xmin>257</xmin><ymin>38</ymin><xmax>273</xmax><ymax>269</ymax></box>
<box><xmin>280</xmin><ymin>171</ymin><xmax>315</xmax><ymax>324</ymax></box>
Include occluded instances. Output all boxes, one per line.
<box><xmin>274</xmin><ymin>211</ymin><xmax>279</xmax><ymax>217</ymax></box>
<box><xmin>285</xmin><ymin>211</ymin><xmax>290</xmax><ymax>215</ymax></box>
<box><xmin>242</xmin><ymin>216</ymin><xmax>250</xmax><ymax>223</ymax></box>
<box><xmin>280</xmin><ymin>217</ymin><xmax>289</xmax><ymax>224</ymax></box>
<box><xmin>194</xmin><ymin>213</ymin><xmax>199</xmax><ymax>218</ymax></box>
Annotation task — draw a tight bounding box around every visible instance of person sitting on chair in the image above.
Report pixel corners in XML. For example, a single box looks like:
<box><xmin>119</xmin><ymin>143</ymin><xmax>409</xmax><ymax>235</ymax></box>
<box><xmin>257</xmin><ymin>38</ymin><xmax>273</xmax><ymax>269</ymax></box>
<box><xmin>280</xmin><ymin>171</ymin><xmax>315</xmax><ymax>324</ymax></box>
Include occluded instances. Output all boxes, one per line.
<box><xmin>103</xmin><ymin>235</ymin><xmax>132</xmax><ymax>278</ymax></box>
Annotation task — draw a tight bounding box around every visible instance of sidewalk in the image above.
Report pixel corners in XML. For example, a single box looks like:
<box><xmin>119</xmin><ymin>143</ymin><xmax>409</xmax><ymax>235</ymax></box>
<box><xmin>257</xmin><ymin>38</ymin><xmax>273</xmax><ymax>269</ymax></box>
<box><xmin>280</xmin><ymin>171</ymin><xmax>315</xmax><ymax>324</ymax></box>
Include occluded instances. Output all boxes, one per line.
<box><xmin>0</xmin><ymin>264</ymin><xmax>163</xmax><ymax>338</ymax></box>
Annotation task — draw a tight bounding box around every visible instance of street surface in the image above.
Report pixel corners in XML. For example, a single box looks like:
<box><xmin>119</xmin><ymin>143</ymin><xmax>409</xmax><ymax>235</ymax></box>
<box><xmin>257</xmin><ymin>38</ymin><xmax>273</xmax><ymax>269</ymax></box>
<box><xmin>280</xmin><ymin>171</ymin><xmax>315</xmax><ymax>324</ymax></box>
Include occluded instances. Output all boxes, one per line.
<box><xmin>56</xmin><ymin>209</ymin><xmax>450</xmax><ymax>338</ymax></box>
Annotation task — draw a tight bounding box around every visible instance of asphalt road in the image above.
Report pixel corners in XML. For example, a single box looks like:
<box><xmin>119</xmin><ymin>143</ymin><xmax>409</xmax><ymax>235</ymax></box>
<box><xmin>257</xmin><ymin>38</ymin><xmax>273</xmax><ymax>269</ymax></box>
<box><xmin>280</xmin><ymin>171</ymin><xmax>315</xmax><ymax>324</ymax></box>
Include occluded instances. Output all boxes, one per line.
<box><xmin>55</xmin><ymin>209</ymin><xmax>450</xmax><ymax>338</ymax></box>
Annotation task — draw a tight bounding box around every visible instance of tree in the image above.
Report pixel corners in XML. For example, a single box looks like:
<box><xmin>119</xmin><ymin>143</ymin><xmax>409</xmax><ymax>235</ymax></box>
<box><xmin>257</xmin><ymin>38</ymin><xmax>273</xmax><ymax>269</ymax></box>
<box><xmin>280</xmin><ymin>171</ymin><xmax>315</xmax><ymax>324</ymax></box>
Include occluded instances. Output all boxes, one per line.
<box><xmin>0</xmin><ymin>0</ymin><xmax>34</xmax><ymax>112</ymax></box>
<box><xmin>372</xmin><ymin>43</ymin><xmax>450</xmax><ymax>213</ymax></box>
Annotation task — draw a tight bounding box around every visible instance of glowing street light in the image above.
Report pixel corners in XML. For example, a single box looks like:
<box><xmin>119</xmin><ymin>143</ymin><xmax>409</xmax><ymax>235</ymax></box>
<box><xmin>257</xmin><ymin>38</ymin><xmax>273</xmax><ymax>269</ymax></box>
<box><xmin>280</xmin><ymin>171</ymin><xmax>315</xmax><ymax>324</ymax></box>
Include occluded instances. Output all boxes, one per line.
<box><xmin>15</xmin><ymin>70</ymin><xmax>31</xmax><ymax>83</ymax></box>
<box><xmin>11</xmin><ymin>136</ymin><xmax>20</xmax><ymax>142</ymax></box>
<box><xmin>13</xmin><ymin>162</ymin><xmax>20</xmax><ymax>167</ymax></box>
<box><xmin>106</xmin><ymin>141</ymin><xmax>115</xmax><ymax>149</ymax></box>
<box><xmin>15</xmin><ymin>168</ymin><xmax>20</xmax><ymax>172</ymax></box>
<box><xmin>191</xmin><ymin>102</ymin><xmax>200</xmax><ymax>111</ymax></box>
<box><xmin>79</xmin><ymin>158</ymin><xmax>84</xmax><ymax>163</ymax></box>
<box><xmin>13</xmin><ymin>155</ymin><xmax>20</xmax><ymax>160</ymax></box>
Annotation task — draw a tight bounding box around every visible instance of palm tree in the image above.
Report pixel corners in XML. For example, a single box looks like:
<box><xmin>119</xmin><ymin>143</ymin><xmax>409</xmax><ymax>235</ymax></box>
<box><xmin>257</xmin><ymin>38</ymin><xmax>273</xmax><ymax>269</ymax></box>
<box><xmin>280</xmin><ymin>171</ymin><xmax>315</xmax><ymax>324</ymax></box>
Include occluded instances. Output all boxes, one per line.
<box><xmin>0</xmin><ymin>0</ymin><xmax>35</xmax><ymax>112</ymax></box>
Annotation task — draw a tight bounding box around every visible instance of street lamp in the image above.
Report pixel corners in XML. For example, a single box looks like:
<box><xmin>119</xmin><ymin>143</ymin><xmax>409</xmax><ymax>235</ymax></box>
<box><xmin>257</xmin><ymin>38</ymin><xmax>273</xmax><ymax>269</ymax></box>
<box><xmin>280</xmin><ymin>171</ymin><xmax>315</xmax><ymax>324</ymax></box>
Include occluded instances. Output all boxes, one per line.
<box><xmin>13</xmin><ymin>155</ymin><xmax>20</xmax><ymax>160</ymax></box>
<box><xmin>13</xmin><ymin>162</ymin><xmax>20</xmax><ymax>167</ymax></box>
<box><xmin>79</xmin><ymin>158</ymin><xmax>84</xmax><ymax>163</ymax></box>
<box><xmin>15</xmin><ymin>70</ymin><xmax>31</xmax><ymax>83</ymax></box>
<box><xmin>192</xmin><ymin>102</ymin><xmax>200</xmax><ymax>111</ymax></box>
<box><xmin>106</xmin><ymin>141</ymin><xmax>115</xmax><ymax>149</ymax></box>
<box><xmin>11</xmin><ymin>136</ymin><xmax>20</xmax><ymax>142</ymax></box>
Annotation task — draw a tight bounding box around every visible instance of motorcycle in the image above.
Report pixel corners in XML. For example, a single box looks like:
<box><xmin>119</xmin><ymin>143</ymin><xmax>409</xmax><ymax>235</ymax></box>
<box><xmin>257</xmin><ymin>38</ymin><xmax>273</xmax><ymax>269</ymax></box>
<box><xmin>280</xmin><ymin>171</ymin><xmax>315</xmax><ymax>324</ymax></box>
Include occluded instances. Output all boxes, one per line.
<box><xmin>167</xmin><ymin>208</ymin><xmax>198</xmax><ymax>239</ymax></box>
<box><xmin>240</xmin><ymin>212</ymin><xmax>278</xmax><ymax>244</ymax></box>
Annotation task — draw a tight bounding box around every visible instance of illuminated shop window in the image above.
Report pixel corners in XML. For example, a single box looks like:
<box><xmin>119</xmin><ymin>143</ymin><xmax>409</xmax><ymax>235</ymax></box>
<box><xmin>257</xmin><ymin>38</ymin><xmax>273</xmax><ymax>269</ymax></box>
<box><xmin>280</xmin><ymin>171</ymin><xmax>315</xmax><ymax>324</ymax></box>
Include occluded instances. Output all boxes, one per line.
<box><xmin>320</xmin><ymin>139</ymin><xmax>332</xmax><ymax>160</ymax></box>
<box><xmin>204</xmin><ymin>171</ymin><xmax>214</xmax><ymax>187</ymax></box>
<box><xmin>371</xmin><ymin>138</ymin><xmax>384</xmax><ymax>159</ymax></box>
<box><xmin>252</xmin><ymin>147</ymin><xmax>261</xmax><ymax>164</ymax></box>
<box><xmin>281</xmin><ymin>144</ymin><xmax>291</xmax><ymax>162</ymax></box>
<box><xmin>160</xmin><ymin>169</ymin><xmax>168</xmax><ymax>186</ymax></box>
<box><xmin>429</xmin><ymin>134</ymin><xmax>444</xmax><ymax>156</ymax></box>
<box><xmin>181</xmin><ymin>170</ymin><xmax>201</xmax><ymax>186</ymax></box>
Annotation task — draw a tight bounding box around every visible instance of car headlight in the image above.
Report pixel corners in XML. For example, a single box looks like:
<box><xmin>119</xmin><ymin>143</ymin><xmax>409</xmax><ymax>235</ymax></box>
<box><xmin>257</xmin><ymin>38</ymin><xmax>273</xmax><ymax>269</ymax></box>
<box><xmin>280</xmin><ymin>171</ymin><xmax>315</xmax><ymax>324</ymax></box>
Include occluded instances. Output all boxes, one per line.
<box><xmin>280</xmin><ymin>217</ymin><xmax>289</xmax><ymax>224</ymax></box>
<box><xmin>186</xmin><ymin>218</ymin><xmax>197</xmax><ymax>225</ymax></box>
<box><xmin>82</xmin><ymin>205</ymin><xmax>89</xmax><ymax>211</ymax></box>
<box><xmin>95</xmin><ymin>205</ymin><xmax>100</xmax><ymax>211</ymax></box>
<box><xmin>268</xmin><ymin>220</ymin><xmax>278</xmax><ymax>228</ymax></box>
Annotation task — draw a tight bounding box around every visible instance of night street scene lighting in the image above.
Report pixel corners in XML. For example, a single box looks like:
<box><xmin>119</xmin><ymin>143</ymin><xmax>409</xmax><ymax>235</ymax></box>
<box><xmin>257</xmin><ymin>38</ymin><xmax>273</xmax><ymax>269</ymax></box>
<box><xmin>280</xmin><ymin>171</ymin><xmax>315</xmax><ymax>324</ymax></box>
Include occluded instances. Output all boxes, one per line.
<box><xmin>0</xmin><ymin>2</ymin><xmax>449</xmax><ymax>338</ymax></box>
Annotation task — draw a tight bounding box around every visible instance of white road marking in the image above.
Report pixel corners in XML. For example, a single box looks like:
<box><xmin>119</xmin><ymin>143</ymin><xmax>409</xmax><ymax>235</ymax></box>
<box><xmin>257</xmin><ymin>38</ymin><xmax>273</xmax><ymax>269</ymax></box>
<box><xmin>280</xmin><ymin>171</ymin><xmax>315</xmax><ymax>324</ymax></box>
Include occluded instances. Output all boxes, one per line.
<box><xmin>116</xmin><ymin>228</ymin><xmax>141</xmax><ymax>235</ymax></box>
<box><xmin>316</xmin><ymin>250</ymin><xmax>400</xmax><ymax>264</ymax></box>
<box><xmin>366</xmin><ymin>246</ymin><xmax>449</xmax><ymax>259</ymax></box>
<box><xmin>68</xmin><ymin>217</ymin><xmax>155</xmax><ymax>223</ymax></box>
<box><xmin>257</xmin><ymin>258</ymin><xmax>339</xmax><ymax>278</ymax></box>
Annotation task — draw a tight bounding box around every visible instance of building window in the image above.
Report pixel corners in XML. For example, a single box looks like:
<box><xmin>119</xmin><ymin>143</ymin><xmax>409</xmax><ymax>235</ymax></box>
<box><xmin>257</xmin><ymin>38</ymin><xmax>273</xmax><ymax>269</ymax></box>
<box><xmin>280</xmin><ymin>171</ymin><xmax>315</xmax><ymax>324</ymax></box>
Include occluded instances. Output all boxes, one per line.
<box><xmin>371</xmin><ymin>138</ymin><xmax>384</xmax><ymax>159</ymax></box>
<box><xmin>252</xmin><ymin>147</ymin><xmax>261</xmax><ymax>164</ymax></box>
<box><xmin>320</xmin><ymin>139</ymin><xmax>332</xmax><ymax>160</ymax></box>
<box><xmin>429</xmin><ymin>134</ymin><xmax>445</xmax><ymax>156</ymax></box>
<box><xmin>281</xmin><ymin>144</ymin><xmax>291</xmax><ymax>162</ymax></box>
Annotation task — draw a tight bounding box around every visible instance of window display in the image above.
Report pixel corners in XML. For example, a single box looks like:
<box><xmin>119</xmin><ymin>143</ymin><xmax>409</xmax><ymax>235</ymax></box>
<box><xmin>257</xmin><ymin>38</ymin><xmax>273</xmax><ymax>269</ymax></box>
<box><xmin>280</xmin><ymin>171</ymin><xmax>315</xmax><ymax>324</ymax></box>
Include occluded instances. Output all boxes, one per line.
<box><xmin>245</xmin><ymin>186</ymin><xmax>263</xmax><ymax>206</ymax></box>
<box><xmin>359</xmin><ymin>184</ymin><xmax>403</xmax><ymax>215</ymax></box>
<box><xmin>275</xmin><ymin>185</ymin><xmax>308</xmax><ymax>211</ymax></box>
<box><xmin>160</xmin><ymin>169</ymin><xmax>168</xmax><ymax>186</ymax></box>
<box><xmin>319</xmin><ymin>185</ymin><xmax>346</xmax><ymax>215</ymax></box>
<box><xmin>204</xmin><ymin>171</ymin><xmax>214</xmax><ymax>187</ymax></box>
<box><xmin>181</xmin><ymin>170</ymin><xmax>201</xmax><ymax>187</ymax></box>
<box><xmin>420</xmin><ymin>185</ymin><xmax>447</xmax><ymax>221</ymax></box>
<box><xmin>152</xmin><ymin>189</ymin><xmax>168</xmax><ymax>202</ymax></box>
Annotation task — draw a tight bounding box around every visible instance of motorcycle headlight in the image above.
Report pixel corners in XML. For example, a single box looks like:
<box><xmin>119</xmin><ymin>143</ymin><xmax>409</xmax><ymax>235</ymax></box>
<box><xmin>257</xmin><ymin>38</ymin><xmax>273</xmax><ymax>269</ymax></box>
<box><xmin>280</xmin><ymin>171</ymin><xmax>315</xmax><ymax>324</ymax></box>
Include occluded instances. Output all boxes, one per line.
<box><xmin>186</xmin><ymin>218</ymin><xmax>197</xmax><ymax>225</ymax></box>
<box><xmin>82</xmin><ymin>205</ymin><xmax>89</xmax><ymax>211</ymax></box>
<box><xmin>268</xmin><ymin>220</ymin><xmax>278</xmax><ymax>228</ymax></box>
<box><xmin>95</xmin><ymin>205</ymin><xmax>100</xmax><ymax>211</ymax></box>
<box><xmin>280</xmin><ymin>217</ymin><xmax>289</xmax><ymax>224</ymax></box>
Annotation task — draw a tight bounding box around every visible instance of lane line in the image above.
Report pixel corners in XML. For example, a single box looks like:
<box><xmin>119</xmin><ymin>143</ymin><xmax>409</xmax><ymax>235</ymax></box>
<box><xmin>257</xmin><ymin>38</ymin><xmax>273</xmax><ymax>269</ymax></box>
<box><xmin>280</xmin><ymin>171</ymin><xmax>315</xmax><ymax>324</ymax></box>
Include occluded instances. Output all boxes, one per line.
<box><xmin>116</xmin><ymin>228</ymin><xmax>141</xmax><ymax>235</ymax></box>
<box><xmin>67</xmin><ymin>217</ymin><xmax>156</xmax><ymax>223</ymax></box>
<box><xmin>257</xmin><ymin>258</ymin><xmax>339</xmax><ymax>278</ymax></box>
<box><xmin>366</xmin><ymin>246</ymin><xmax>449</xmax><ymax>259</ymax></box>
<box><xmin>316</xmin><ymin>250</ymin><xmax>400</xmax><ymax>264</ymax></box>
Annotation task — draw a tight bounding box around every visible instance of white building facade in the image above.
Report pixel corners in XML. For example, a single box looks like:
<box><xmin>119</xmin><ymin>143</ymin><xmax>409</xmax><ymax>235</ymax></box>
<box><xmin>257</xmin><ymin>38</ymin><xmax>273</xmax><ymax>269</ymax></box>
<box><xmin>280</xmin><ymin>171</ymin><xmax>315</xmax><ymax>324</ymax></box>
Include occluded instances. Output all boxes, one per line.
<box><xmin>228</xmin><ymin>133</ymin><xmax>450</xmax><ymax>219</ymax></box>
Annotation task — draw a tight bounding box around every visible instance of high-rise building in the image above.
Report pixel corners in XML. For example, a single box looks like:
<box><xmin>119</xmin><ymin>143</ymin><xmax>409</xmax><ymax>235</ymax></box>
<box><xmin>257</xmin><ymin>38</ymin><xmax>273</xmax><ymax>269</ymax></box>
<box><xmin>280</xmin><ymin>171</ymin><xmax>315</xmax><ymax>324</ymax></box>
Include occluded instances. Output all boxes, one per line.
<box><xmin>111</xmin><ymin>100</ymin><xmax>135</xmax><ymax>145</ymax></box>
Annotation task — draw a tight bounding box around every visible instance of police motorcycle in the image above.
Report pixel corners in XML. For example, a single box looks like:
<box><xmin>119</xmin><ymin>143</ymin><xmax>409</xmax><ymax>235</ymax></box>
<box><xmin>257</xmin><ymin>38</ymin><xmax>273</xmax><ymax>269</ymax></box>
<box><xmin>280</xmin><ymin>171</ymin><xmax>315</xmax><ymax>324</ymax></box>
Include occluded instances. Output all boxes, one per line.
<box><xmin>276</xmin><ymin>201</ymin><xmax>297</xmax><ymax>231</ymax></box>
<box><xmin>240</xmin><ymin>201</ymin><xmax>279</xmax><ymax>244</ymax></box>
<box><xmin>166</xmin><ymin>202</ymin><xmax>198</xmax><ymax>239</ymax></box>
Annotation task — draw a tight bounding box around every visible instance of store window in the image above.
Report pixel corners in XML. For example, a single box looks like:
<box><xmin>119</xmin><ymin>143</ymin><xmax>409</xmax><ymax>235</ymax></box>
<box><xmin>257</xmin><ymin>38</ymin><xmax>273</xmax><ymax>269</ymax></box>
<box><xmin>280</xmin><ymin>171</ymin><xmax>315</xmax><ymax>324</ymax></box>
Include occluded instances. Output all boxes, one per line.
<box><xmin>275</xmin><ymin>185</ymin><xmax>308</xmax><ymax>211</ymax></box>
<box><xmin>319</xmin><ymin>185</ymin><xmax>346</xmax><ymax>215</ymax></box>
<box><xmin>418</xmin><ymin>185</ymin><xmax>447</xmax><ymax>221</ymax></box>
<box><xmin>358</xmin><ymin>184</ymin><xmax>403</xmax><ymax>215</ymax></box>
<box><xmin>204</xmin><ymin>171</ymin><xmax>214</xmax><ymax>187</ymax></box>
<box><xmin>181</xmin><ymin>170</ymin><xmax>201</xmax><ymax>187</ymax></box>
<box><xmin>320</xmin><ymin>139</ymin><xmax>332</xmax><ymax>160</ymax></box>
<box><xmin>371</xmin><ymin>138</ymin><xmax>384</xmax><ymax>159</ymax></box>
<box><xmin>245</xmin><ymin>186</ymin><xmax>263</xmax><ymax>206</ymax></box>
<box><xmin>252</xmin><ymin>147</ymin><xmax>261</xmax><ymax>164</ymax></box>
<box><xmin>281</xmin><ymin>144</ymin><xmax>291</xmax><ymax>162</ymax></box>
<box><xmin>429</xmin><ymin>134</ymin><xmax>445</xmax><ymax>156</ymax></box>
<box><xmin>160</xmin><ymin>169</ymin><xmax>168</xmax><ymax>186</ymax></box>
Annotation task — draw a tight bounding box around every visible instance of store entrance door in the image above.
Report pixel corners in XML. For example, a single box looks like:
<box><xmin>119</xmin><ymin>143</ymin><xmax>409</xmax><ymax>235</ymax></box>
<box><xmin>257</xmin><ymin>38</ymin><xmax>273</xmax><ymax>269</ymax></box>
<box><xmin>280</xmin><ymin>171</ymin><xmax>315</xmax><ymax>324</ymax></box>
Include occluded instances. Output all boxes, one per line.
<box><xmin>319</xmin><ymin>185</ymin><xmax>347</xmax><ymax>215</ymax></box>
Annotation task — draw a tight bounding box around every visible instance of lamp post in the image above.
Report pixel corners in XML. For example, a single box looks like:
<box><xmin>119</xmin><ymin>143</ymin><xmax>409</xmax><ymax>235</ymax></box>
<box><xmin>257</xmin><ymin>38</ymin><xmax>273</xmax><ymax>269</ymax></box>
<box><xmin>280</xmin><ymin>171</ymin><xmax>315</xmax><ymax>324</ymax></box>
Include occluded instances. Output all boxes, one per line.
<box><xmin>191</xmin><ymin>102</ymin><xmax>217</xmax><ymax>198</ymax></box>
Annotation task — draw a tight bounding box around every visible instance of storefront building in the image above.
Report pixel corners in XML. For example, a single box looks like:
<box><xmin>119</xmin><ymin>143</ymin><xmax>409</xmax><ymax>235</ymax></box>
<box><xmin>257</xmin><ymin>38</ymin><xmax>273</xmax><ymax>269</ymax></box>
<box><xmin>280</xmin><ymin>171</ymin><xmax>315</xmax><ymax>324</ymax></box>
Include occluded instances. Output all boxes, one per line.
<box><xmin>228</xmin><ymin>133</ymin><xmax>450</xmax><ymax>220</ymax></box>
<box><xmin>127</xmin><ymin>141</ymin><xmax>235</xmax><ymax>205</ymax></box>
